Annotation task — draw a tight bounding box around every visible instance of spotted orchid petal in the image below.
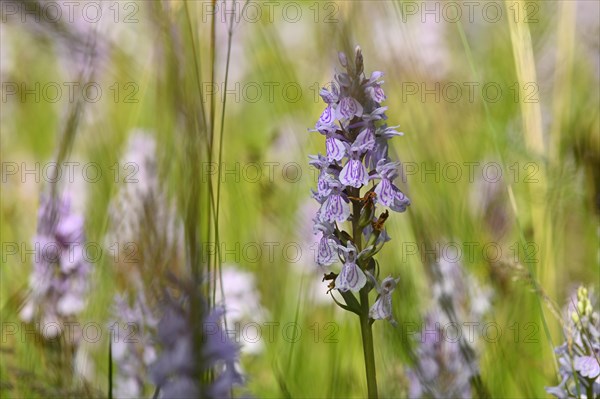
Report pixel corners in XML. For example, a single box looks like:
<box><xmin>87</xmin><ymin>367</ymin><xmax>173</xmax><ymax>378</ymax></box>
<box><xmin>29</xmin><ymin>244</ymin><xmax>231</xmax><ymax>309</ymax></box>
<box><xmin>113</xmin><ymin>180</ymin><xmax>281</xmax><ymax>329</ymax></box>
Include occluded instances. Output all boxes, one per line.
<box><xmin>374</xmin><ymin>179</ymin><xmax>410</xmax><ymax>212</ymax></box>
<box><xmin>320</xmin><ymin>85</ymin><xmax>339</xmax><ymax>104</ymax></box>
<box><xmin>369</xmin><ymin>293</ymin><xmax>392</xmax><ymax>320</ymax></box>
<box><xmin>320</xmin><ymin>193</ymin><xmax>350</xmax><ymax>223</ymax></box>
<box><xmin>339</xmin><ymin>158</ymin><xmax>369</xmax><ymax>188</ymax></box>
<box><xmin>335</xmin><ymin>262</ymin><xmax>366</xmax><ymax>292</ymax></box>
<box><xmin>326</xmin><ymin>137</ymin><xmax>346</xmax><ymax>162</ymax></box>
<box><xmin>354</xmin><ymin>127</ymin><xmax>376</xmax><ymax>153</ymax></box>
<box><xmin>317</xmin><ymin>237</ymin><xmax>337</xmax><ymax>266</ymax></box>
<box><xmin>336</xmin><ymin>96</ymin><xmax>363</xmax><ymax>120</ymax></box>
<box><xmin>574</xmin><ymin>356</ymin><xmax>600</xmax><ymax>379</ymax></box>
<box><xmin>319</xmin><ymin>105</ymin><xmax>335</xmax><ymax>125</ymax></box>
<box><xmin>369</xmin><ymin>276</ymin><xmax>399</xmax><ymax>323</ymax></box>
<box><xmin>367</xmin><ymin>84</ymin><xmax>386</xmax><ymax>103</ymax></box>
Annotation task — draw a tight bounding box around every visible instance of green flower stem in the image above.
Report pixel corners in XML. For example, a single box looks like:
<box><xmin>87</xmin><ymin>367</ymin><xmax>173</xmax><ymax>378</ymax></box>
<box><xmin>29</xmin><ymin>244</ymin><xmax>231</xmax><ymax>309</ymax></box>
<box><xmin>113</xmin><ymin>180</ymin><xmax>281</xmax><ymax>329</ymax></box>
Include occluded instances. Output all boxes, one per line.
<box><xmin>352</xmin><ymin>191</ymin><xmax>378</xmax><ymax>399</ymax></box>
<box><xmin>359</xmin><ymin>289</ymin><xmax>378</xmax><ymax>398</ymax></box>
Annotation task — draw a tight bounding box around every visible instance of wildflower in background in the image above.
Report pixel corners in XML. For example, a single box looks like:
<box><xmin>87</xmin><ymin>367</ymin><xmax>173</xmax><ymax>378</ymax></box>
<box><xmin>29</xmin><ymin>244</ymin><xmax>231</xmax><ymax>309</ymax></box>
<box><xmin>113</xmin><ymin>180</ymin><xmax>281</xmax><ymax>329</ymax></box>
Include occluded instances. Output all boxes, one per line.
<box><xmin>407</xmin><ymin>310</ymin><xmax>473</xmax><ymax>399</ymax></box>
<box><xmin>150</xmin><ymin>290</ymin><xmax>243</xmax><ymax>399</ymax></box>
<box><xmin>20</xmin><ymin>192</ymin><xmax>91</xmax><ymax>339</ymax></box>
<box><xmin>111</xmin><ymin>290</ymin><xmax>158</xmax><ymax>398</ymax></box>
<box><xmin>546</xmin><ymin>286</ymin><xmax>600</xmax><ymax>398</ymax></box>
<box><xmin>106</xmin><ymin>130</ymin><xmax>183</xmax><ymax>284</ymax></box>
<box><xmin>217</xmin><ymin>265</ymin><xmax>269</xmax><ymax>355</ymax></box>
<box><xmin>407</xmin><ymin>258</ymin><xmax>492</xmax><ymax>398</ymax></box>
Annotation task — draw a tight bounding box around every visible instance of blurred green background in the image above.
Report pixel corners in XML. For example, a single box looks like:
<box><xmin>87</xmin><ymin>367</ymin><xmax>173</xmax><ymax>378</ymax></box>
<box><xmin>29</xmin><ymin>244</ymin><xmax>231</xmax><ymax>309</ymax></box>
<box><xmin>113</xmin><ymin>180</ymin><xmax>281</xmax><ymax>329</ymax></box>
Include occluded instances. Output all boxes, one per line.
<box><xmin>1</xmin><ymin>0</ymin><xmax>598</xmax><ymax>397</ymax></box>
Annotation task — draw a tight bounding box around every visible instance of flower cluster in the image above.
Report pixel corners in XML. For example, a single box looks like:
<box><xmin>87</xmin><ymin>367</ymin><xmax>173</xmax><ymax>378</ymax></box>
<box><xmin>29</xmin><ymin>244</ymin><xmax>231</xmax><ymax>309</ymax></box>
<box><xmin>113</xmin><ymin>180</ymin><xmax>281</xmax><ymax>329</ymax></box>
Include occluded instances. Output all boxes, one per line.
<box><xmin>407</xmin><ymin>258</ymin><xmax>492</xmax><ymax>398</ymax></box>
<box><xmin>406</xmin><ymin>309</ymin><xmax>473</xmax><ymax>399</ymax></box>
<box><xmin>20</xmin><ymin>192</ymin><xmax>91</xmax><ymax>339</ymax></box>
<box><xmin>150</xmin><ymin>290</ymin><xmax>243</xmax><ymax>399</ymax></box>
<box><xmin>546</xmin><ymin>286</ymin><xmax>600</xmax><ymax>398</ymax></box>
<box><xmin>309</xmin><ymin>46</ymin><xmax>409</xmax><ymax>322</ymax></box>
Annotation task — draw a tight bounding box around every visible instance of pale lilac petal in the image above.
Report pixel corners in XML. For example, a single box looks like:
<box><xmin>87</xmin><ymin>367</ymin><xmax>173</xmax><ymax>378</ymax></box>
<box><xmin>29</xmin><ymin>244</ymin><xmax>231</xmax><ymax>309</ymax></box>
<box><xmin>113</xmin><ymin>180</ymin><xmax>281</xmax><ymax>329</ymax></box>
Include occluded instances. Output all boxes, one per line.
<box><xmin>391</xmin><ymin>187</ymin><xmax>411</xmax><ymax>212</ymax></box>
<box><xmin>367</xmin><ymin>84</ymin><xmax>386</xmax><ymax>103</ymax></box>
<box><xmin>321</xmin><ymin>194</ymin><xmax>350</xmax><ymax>223</ymax></box>
<box><xmin>354</xmin><ymin>127</ymin><xmax>375</xmax><ymax>153</ymax></box>
<box><xmin>369</xmin><ymin>293</ymin><xmax>392</xmax><ymax>320</ymax></box>
<box><xmin>336</xmin><ymin>97</ymin><xmax>363</xmax><ymax>120</ymax></box>
<box><xmin>375</xmin><ymin>179</ymin><xmax>410</xmax><ymax>212</ymax></box>
<box><xmin>335</xmin><ymin>262</ymin><xmax>366</xmax><ymax>292</ymax></box>
<box><xmin>317</xmin><ymin>171</ymin><xmax>330</xmax><ymax>196</ymax></box>
<box><xmin>326</xmin><ymin>137</ymin><xmax>346</xmax><ymax>162</ymax></box>
<box><xmin>319</xmin><ymin>105</ymin><xmax>335</xmax><ymax>125</ymax></box>
<box><xmin>339</xmin><ymin>159</ymin><xmax>369</xmax><ymax>188</ymax></box>
<box><xmin>374</xmin><ymin>179</ymin><xmax>395</xmax><ymax>207</ymax></box>
<box><xmin>320</xmin><ymin>86</ymin><xmax>339</xmax><ymax>104</ymax></box>
<box><xmin>574</xmin><ymin>356</ymin><xmax>600</xmax><ymax>378</ymax></box>
<box><xmin>317</xmin><ymin>237</ymin><xmax>337</xmax><ymax>266</ymax></box>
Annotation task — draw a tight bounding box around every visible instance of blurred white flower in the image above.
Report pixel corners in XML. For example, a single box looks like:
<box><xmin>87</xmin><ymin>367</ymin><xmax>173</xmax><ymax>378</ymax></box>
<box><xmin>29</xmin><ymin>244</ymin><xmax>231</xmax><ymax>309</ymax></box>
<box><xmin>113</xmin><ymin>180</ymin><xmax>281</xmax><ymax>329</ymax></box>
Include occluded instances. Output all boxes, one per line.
<box><xmin>218</xmin><ymin>264</ymin><xmax>268</xmax><ymax>354</ymax></box>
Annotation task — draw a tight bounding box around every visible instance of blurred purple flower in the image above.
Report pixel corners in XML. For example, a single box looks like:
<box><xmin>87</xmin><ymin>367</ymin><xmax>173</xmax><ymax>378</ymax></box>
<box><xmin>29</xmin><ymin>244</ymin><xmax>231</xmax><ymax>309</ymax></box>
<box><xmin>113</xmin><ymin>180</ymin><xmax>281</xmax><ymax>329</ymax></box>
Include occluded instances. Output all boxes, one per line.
<box><xmin>20</xmin><ymin>192</ymin><xmax>90</xmax><ymax>338</ymax></box>
<box><xmin>407</xmin><ymin>258</ymin><xmax>492</xmax><ymax>398</ymax></box>
<box><xmin>150</xmin><ymin>292</ymin><xmax>242</xmax><ymax>398</ymax></box>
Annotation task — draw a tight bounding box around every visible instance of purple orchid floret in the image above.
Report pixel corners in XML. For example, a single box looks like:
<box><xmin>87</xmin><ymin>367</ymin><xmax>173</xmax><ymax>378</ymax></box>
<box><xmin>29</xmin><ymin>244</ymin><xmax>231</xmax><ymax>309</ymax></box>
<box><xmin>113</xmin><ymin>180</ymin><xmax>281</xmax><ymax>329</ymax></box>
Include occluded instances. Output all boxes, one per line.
<box><xmin>365</xmin><ymin>71</ymin><xmax>384</xmax><ymax>85</ymax></box>
<box><xmin>325</xmin><ymin>136</ymin><xmax>346</xmax><ymax>162</ymax></box>
<box><xmin>364</xmin><ymin>125</ymin><xmax>403</xmax><ymax>170</ymax></box>
<box><xmin>335</xmin><ymin>71</ymin><xmax>352</xmax><ymax>88</ymax></box>
<box><xmin>319</xmin><ymin>178</ymin><xmax>350</xmax><ymax>223</ymax></box>
<box><xmin>366</xmin><ymin>84</ymin><xmax>386</xmax><ymax>103</ymax></box>
<box><xmin>336</xmin><ymin>96</ymin><xmax>363</xmax><ymax>120</ymax></box>
<box><xmin>354</xmin><ymin>127</ymin><xmax>376</xmax><ymax>154</ymax></box>
<box><xmin>369</xmin><ymin>276</ymin><xmax>399</xmax><ymax>324</ymax></box>
<box><xmin>362</xmin><ymin>220</ymin><xmax>391</xmax><ymax>247</ymax></box>
<box><xmin>311</xmin><ymin>189</ymin><xmax>327</xmax><ymax>204</ymax></box>
<box><xmin>309</xmin><ymin>154</ymin><xmax>335</xmax><ymax>196</ymax></box>
<box><xmin>316</xmin><ymin>105</ymin><xmax>337</xmax><ymax>134</ymax></box>
<box><xmin>314</xmin><ymin>220</ymin><xmax>338</xmax><ymax>266</ymax></box>
<box><xmin>375</xmin><ymin>159</ymin><xmax>400</xmax><ymax>181</ymax></box>
<box><xmin>340</xmin><ymin>144</ymin><xmax>370</xmax><ymax>188</ymax></box>
<box><xmin>574</xmin><ymin>356</ymin><xmax>600</xmax><ymax>379</ymax></box>
<box><xmin>320</xmin><ymin>85</ymin><xmax>339</xmax><ymax>104</ymax></box>
<box><xmin>374</xmin><ymin>162</ymin><xmax>411</xmax><ymax>212</ymax></box>
<box><xmin>363</xmin><ymin>72</ymin><xmax>386</xmax><ymax>103</ymax></box>
<box><xmin>335</xmin><ymin>242</ymin><xmax>367</xmax><ymax>292</ymax></box>
<box><xmin>379</xmin><ymin>125</ymin><xmax>404</xmax><ymax>139</ymax></box>
<box><xmin>362</xmin><ymin>106</ymin><xmax>388</xmax><ymax>122</ymax></box>
<box><xmin>308</xmin><ymin>154</ymin><xmax>331</xmax><ymax>171</ymax></box>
